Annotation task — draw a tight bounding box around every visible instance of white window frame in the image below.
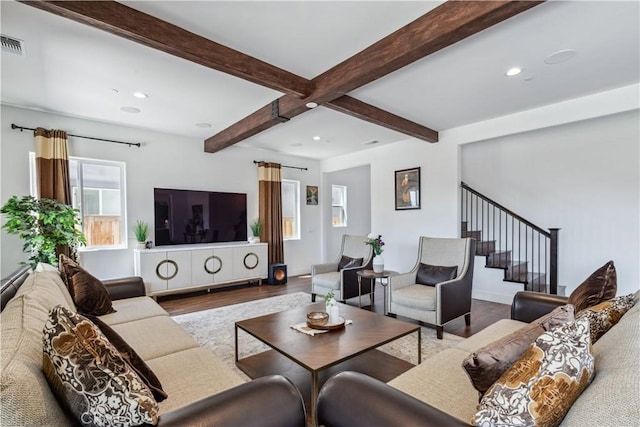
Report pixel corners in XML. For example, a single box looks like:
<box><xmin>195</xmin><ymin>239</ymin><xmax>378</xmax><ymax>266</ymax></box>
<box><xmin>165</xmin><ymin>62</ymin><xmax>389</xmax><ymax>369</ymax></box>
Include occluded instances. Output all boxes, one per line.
<box><xmin>281</xmin><ymin>179</ymin><xmax>300</xmax><ymax>240</ymax></box>
<box><xmin>332</xmin><ymin>185</ymin><xmax>347</xmax><ymax>227</ymax></box>
<box><xmin>30</xmin><ymin>152</ymin><xmax>127</xmax><ymax>250</ymax></box>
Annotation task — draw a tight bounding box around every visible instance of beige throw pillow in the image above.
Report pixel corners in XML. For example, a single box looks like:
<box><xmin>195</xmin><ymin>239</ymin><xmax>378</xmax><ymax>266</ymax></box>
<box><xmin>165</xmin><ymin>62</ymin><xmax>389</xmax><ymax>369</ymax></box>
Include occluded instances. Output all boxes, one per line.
<box><xmin>43</xmin><ymin>306</ymin><xmax>159</xmax><ymax>426</ymax></box>
<box><xmin>462</xmin><ymin>304</ymin><xmax>574</xmax><ymax>395</ymax></box>
<box><xmin>472</xmin><ymin>316</ymin><xmax>595</xmax><ymax>427</ymax></box>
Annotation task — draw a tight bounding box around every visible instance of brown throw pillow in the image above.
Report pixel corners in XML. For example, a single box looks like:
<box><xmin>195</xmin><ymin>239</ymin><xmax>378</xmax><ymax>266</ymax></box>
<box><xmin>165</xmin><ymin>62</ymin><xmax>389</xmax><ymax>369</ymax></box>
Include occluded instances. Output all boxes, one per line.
<box><xmin>59</xmin><ymin>254</ymin><xmax>115</xmax><ymax>316</ymax></box>
<box><xmin>416</xmin><ymin>263</ymin><xmax>458</xmax><ymax>286</ymax></box>
<box><xmin>337</xmin><ymin>255</ymin><xmax>363</xmax><ymax>271</ymax></box>
<box><xmin>462</xmin><ymin>304</ymin><xmax>574</xmax><ymax>396</ymax></box>
<box><xmin>43</xmin><ymin>306</ymin><xmax>159</xmax><ymax>426</ymax></box>
<box><xmin>567</xmin><ymin>260</ymin><xmax>617</xmax><ymax>312</ymax></box>
<box><xmin>472</xmin><ymin>317</ymin><xmax>595</xmax><ymax>427</ymax></box>
<box><xmin>575</xmin><ymin>293</ymin><xmax>636</xmax><ymax>344</ymax></box>
<box><xmin>86</xmin><ymin>314</ymin><xmax>168</xmax><ymax>402</ymax></box>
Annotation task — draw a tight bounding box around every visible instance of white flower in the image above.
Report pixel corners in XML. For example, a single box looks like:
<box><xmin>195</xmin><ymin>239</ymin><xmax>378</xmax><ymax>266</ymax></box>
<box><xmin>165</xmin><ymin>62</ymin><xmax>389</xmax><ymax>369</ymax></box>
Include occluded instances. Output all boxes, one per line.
<box><xmin>367</xmin><ymin>232</ymin><xmax>377</xmax><ymax>239</ymax></box>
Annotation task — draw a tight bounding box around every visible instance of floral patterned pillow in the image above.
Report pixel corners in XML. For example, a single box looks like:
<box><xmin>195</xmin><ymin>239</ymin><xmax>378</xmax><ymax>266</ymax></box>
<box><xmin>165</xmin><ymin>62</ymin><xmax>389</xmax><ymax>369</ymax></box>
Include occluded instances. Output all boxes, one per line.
<box><xmin>575</xmin><ymin>293</ymin><xmax>636</xmax><ymax>344</ymax></box>
<box><xmin>43</xmin><ymin>305</ymin><xmax>159</xmax><ymax>426</ymax></box>
<box><xmin>472</xmin><ymin>317</ymin><xmax>594</xmax><ymax>427</ymax></box>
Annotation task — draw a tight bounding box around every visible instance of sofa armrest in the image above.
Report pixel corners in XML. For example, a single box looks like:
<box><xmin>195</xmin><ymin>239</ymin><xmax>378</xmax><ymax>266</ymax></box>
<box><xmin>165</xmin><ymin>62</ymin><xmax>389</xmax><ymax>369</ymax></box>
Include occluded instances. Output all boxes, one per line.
<box><xmin>511</xmin><ymin>291</ymin><xmax>569</xmax><ymax>323</ymax></box>
<box><xmin>103</xmin><ymin>276</ymin><xmax>146</xmax><ymax>300</ymax></box>
<box><xmin>317</xmin><ymin>372</ymin><xmax>468</xmax><ymax>427</ymax></box>
<box><xmin>157</xmin><ymin>375</ymin><xmax>306</xmax><ymax>427</ymax></box>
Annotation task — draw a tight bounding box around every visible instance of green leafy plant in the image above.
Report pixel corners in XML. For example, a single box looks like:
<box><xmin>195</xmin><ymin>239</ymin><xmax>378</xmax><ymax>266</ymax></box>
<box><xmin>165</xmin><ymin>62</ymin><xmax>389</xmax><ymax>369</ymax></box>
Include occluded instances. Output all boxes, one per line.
<box><xmin>250</xmin><ymin>219</ymin><xmax>263</xmax><ymax>237</ymax></box>
<box><xmin>324</xmin><ymin>289</ymin><xmax>336</xmax><ymax>306</ymax></box>
<box><xmin>1</xmin><ymin>195</ymin><xmax>86</xmax><ymax>269</ymax></box>
<box><xmin>133</xmin><ymin>220</ymin><xmax>149</xmax><ymax>243</ymax></box>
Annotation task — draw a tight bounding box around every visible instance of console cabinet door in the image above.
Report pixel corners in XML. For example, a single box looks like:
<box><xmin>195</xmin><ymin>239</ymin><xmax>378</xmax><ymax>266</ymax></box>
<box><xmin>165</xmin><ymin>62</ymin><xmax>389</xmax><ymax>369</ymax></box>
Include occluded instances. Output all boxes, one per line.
<box><xmin>191</xmin><ymin>248</ymin><xmax>214</xmax><ymax>287</ymax></box>
<box><xmin>165</xmin><ymin>251</ymin><xmax>192</xmax><ymax>290</ymax></box>
<box><xmin>136</xmin><ymin>251</ymin><xmax>168</xmax><ymax>294</ymax></box>
<box><xmin>212</xmin><ymin>247</ymin><xmax>235</xmax><ymax>284</ymax></box>
<box><xmin>233</xmin><ymin>245</ymin><xmax>267</xmax><ymax>280</ymax></box>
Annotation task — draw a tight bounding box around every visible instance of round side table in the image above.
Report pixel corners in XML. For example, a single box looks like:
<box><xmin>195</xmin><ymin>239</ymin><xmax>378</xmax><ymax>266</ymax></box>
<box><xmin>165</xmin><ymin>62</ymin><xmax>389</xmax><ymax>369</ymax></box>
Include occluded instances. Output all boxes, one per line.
<box><xmin>356</xmin><ymin>269</ymin><xmax>398</xmax><ymax>315</ymax></box>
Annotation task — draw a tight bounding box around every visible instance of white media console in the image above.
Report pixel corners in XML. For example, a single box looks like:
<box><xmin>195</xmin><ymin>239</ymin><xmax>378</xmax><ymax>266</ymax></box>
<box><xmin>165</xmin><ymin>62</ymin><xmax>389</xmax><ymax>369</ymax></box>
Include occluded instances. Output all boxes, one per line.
<box><xmin>134</xmin><ymin>242</ymin><xmax>268</xmax><ymax>297</ymax></box>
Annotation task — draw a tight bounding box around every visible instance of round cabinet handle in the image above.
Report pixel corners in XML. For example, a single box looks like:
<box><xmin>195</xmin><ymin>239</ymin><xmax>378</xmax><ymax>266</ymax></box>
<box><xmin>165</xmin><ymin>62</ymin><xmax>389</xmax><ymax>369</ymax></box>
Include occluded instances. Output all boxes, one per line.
<box><xmin>243</xmin><ymin>252</ymin><xmax>259</xmax><ymax>270</ymax></box>
<box><xmin>156</xmin><ymin>259</ymin><xmax>178</xmax><ymax>280</ymax></box>
<box><xmin>204</xmin><ymin>255</ymin><xmax>222</xmax><ymax>274</ymax></box>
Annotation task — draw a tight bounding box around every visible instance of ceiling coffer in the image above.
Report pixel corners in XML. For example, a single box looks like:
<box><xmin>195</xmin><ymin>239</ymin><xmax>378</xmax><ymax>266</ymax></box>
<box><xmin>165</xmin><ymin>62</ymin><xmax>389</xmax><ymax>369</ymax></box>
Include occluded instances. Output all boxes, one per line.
<box><xmin>1</xmin><ymin>35</ymin><xmax>25</xmax><ymax>56</ymax></box>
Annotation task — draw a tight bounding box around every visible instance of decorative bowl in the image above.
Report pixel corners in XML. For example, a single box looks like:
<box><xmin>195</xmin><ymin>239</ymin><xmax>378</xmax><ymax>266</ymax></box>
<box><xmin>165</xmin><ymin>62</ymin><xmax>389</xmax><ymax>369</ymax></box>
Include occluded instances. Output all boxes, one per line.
<box><xmin>307</xmin><ymin>311</ymin><xmax>329</xmax><ymax>327</ymax></box>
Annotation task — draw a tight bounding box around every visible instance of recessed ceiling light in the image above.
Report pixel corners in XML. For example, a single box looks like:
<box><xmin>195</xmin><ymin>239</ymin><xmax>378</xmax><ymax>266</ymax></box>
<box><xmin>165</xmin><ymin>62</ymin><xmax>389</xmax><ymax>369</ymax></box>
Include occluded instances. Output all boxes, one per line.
<box><xmin>306</xmin><ymin>102</ymin><xmax>318</xmax><ymax>109</ymax></box>
<box><xmin>362</xmin><ymin>140</ymin><xmax>379</xmax><ymax>145</ymax></box>
<box><xmin>313</xmin><ymin>136</ymin><xmax>321</xmax><ymax>141</ymax></box>
<box><xmin>111</xmin><ymin>88</ymin><xmax>119</xmax><ymax>93</ymax></box>
<box><xmin>133</xmin><ymin>92</ymin><xmax>148</xmax><ymax>99</ymax></box>
<box><xmin>195</xmin><ymin>122</ymin><xmax>211</xmax><ymax>128</ymax></box>
<box><xmin>505</xmin><ymin>67</ymin><xmax>522</xmax><ymax>77</ymax></box>
<box><xmin>120</xmin><ymin>106</ymin><xmax>140</xmax><ymax>113</ymax></box>
<box><xmin>544</xmin><ymin>49</ymin><xmax>577</xmax><ymax>65</ymax></box>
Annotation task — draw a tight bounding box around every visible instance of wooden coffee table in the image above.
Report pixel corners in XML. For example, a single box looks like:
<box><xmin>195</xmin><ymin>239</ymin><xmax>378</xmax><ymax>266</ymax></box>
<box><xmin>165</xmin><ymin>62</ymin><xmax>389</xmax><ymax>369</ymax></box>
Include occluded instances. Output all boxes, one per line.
<box><xmin>235</xmin><ymin>301</ymin><xmax>420</xmax><ymax>424</ymax></box>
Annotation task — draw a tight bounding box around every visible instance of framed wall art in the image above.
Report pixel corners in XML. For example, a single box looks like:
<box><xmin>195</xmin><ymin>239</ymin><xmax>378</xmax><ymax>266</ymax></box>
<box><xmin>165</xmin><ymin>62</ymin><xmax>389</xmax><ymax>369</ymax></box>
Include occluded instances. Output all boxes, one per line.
<box><xmin>394</xmin><ymin>167</ymin><xmax>421</xmax><ymax>210</ymax></box>
<box><xmin>306</xmin><ymin>185</ymin><xmax>318</xmax><ymax>205</ymax></box>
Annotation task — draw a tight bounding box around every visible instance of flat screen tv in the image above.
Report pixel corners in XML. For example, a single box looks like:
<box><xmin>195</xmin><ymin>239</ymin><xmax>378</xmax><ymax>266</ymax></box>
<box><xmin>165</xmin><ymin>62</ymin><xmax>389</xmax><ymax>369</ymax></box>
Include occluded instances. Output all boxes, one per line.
<box><xmin>153</xmin><ymin>188</ymin><xmax>247</xmax><ymax>246</ymax></box>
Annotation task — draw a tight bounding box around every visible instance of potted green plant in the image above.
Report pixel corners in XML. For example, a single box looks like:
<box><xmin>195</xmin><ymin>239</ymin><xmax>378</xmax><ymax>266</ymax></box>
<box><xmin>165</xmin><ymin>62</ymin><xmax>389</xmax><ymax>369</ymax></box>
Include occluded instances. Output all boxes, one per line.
<box><xmin>1</xmin><ymin>195</ymin><xmax>86</xmax><ymax>269</ymax></box>
<box><xmin>133</xmin><ymin>220</ymin><xmax>149</xmax><ymax>249</ymax></box>
<box><xmin>249</xmin><ymin>219</ymin><xmax>263</xmax><ymax>243</ymax></box>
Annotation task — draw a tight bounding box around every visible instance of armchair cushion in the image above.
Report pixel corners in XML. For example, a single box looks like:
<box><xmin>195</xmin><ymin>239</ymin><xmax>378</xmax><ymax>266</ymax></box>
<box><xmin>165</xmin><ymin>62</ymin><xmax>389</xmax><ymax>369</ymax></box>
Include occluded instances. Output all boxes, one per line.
<box><xmin>313</xmin><ymin>272</ymin><xmax>341</xmax><ymax>291</ymax></box>
<box><xmin>567</xmin><ymin>260</ymin><xmax>617</xmax><ymax>312</ymax></box>
<box><xmin>392</xmin><ymin>285</ymin><xmax>436</xmax><ymax>311</ymax></box>
<box><xmin>337</xmin><ymin>256</ymin><xmax>363</xmax><ymax>271</ymax></box>
<box><xmin>416</xmin><ymin>263</ymin><xmax>458</xmax><ymax>287</ymax></box>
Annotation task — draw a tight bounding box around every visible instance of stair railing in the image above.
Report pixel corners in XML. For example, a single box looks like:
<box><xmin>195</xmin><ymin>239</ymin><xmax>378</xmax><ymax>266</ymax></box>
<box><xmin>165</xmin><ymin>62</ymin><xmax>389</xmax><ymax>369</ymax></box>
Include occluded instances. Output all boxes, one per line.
<box><xmin>460</xmin><ymin>182</ymin><xmax>559</xmax><ymax>294</ymax></box>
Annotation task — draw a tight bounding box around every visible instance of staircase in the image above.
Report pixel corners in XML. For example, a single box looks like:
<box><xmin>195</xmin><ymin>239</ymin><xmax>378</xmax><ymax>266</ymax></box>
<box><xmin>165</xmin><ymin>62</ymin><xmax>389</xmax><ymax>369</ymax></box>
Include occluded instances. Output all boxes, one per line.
<box><xmin>461</xmin><ymin>182</ymin><xmax>562</xmax><ymax>295</ymax></box>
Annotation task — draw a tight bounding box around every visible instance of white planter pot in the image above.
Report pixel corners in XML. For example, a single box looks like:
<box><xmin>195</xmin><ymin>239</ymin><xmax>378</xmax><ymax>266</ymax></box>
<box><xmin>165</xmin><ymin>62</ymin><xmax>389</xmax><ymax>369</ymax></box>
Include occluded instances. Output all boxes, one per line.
<box><xmin>326</xmin><ymin>303</ymin><xmax>340</xmax><ymax>323</ymax></box>
<box><xmin>248</xmin><ymin>236</ymin><xmax>260</xmax><ymax>244</ymax></box>
<box><xmin>136</xmin><ymin>242</ymin><xmax>146</xmax><ymax>250</ymax></box>
<box><xmin>373</xmin><ymin>255</ymin><xmax>384</xmax><ymax>273</ymax></box>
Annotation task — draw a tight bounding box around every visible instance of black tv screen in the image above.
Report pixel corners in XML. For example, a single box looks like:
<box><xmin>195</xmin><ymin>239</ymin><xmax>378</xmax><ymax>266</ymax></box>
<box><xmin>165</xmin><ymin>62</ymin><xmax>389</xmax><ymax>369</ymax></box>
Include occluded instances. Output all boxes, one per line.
<box><xmin>153</xmin><ymin>188</ymin><xmax>247</xmax><ymax>246</ymax></box>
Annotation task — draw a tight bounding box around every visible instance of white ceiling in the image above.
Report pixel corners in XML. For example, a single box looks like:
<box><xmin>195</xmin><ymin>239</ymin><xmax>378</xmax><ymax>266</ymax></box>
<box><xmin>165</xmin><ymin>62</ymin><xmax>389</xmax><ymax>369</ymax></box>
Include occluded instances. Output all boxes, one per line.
<box><xmin>2</xmin><ymin>1</ymin><xmax>639</xmax><ymax>160</ymax></box>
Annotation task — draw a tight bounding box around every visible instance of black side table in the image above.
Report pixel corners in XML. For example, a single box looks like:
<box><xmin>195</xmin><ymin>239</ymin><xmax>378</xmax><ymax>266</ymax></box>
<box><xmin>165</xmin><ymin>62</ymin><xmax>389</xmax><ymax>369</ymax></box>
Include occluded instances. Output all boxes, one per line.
<box><xmin>356</xmin><ymin>269</ymin><xmax>398</xmax><ymax>315</ymax></box>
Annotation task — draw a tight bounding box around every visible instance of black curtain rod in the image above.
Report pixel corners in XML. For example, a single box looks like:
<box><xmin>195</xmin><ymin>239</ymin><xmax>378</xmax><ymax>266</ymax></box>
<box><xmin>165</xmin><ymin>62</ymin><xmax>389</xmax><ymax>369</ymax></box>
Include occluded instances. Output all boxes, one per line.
<box><xmin>253</xmin><ymin>160</ymin><xmax>307</xmax><ymax>171</ymax></box>
<box><xmin>11</xmin><ymin>123</ymin><xmax>141</xmax><ymax>148</ymax></box>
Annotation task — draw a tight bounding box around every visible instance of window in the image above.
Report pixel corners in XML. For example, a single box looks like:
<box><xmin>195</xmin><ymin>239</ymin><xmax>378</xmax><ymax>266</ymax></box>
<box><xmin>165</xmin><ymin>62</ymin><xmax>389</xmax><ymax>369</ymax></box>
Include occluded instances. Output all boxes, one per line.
<box><xmin>281</xmin><ymin>179</ymin><xmax>300</xmax><ymax>240</ymax></box>
<box><xmin>30</xmin><ymin>153</ymin><xmax>127</xmax><ymax>249</ymax></box>
<box><xmin>332</xmin><ymin>185</ymin><xmax>347</xmax><ymax>227</ymax></box>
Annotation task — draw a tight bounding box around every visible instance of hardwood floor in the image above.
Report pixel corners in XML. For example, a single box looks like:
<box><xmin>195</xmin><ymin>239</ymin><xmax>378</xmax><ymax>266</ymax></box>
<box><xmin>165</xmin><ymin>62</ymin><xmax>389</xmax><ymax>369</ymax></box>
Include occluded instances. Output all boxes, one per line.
<box><xmin>158</xmin><ymin>275</ymin><xmax>511</xmax><ymax>338</ymax></box>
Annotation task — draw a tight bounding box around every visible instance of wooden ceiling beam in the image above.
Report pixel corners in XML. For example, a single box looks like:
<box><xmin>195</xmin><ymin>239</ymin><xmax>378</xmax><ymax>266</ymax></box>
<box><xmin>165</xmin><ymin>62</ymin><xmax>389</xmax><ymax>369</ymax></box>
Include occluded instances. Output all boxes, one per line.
<box><xmin>326</xmin><ymin>96</ymin><xmax>439</xmax><ymax>143</ymax></box>
<box><xmin>307</xmin><ymin>1</ymin><xmax>545</xmax><ymax>105</ymax></box>
<box><xmin>204</xmin><ymin>94</ymin><xmax>438</xmax><ymax>152</ymax></box>
<box><xmin>20</xmin><ymin>0</ymin><xmax>312</xmax><ymax>97</ymax></box>
<box><xmin>206</xmin><ymin>0</ymin><xmax>543</xmax><ymax>152</ymax></box>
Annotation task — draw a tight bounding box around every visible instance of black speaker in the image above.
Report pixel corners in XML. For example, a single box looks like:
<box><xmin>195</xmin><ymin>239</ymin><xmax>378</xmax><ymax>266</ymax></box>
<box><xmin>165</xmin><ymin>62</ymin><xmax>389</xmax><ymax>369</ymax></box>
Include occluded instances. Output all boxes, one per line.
<box><xmin>268</xmin><ymin>263</ymin><xmax>287</xmax><ymax>285</ymax></box>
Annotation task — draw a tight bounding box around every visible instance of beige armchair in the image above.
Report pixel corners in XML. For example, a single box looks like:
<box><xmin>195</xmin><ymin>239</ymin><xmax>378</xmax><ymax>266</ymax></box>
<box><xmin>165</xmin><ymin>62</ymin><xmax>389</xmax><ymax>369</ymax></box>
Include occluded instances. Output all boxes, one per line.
<box><xmin>388</xmin><ymin>237</ymin><xmax>475</xmax><ymax>339</ymax></box>
<box><xmin>311</xmin><ymin>234</ymin><xmax>373</xmax><ymax>303</ymax></box>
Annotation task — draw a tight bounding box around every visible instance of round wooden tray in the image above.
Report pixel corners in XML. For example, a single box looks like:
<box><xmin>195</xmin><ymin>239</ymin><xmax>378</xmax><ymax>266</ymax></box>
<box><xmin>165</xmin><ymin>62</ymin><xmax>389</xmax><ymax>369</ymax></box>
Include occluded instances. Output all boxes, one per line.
<box><xmin>307</xmin><ymin>316</ymin><xmax>346</xmax><ymax>330</ymax></box>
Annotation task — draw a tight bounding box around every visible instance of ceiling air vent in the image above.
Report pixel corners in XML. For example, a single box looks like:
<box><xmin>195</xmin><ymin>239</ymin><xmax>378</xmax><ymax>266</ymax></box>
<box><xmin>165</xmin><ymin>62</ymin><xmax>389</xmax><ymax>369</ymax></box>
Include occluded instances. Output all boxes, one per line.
<box><xmin>1</xmin><ymin>35</ymin><xmax>25</xmax><ymax>56</ymax></box>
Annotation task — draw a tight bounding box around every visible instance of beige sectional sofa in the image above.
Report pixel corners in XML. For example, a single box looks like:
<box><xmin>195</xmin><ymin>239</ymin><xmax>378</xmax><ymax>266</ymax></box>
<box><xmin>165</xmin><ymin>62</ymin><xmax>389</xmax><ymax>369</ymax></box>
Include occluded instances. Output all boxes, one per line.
<box><xmin>318</xmin><ymin>290</ymin><xmax>639</xmax><ymax>427</ymax></box>
<box><xmin>1</xmin><ymin>266</ymin><xmax>306</xmax><ymax>426</ymax></box>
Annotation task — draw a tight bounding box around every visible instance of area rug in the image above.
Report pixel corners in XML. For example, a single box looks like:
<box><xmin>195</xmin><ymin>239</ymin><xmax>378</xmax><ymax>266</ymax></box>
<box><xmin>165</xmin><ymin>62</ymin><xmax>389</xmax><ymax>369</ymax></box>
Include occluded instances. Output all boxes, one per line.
<box><xmin>172</xmin><ymin>292</ymin><xmax>464</xmax><ymax>381</ymax></box>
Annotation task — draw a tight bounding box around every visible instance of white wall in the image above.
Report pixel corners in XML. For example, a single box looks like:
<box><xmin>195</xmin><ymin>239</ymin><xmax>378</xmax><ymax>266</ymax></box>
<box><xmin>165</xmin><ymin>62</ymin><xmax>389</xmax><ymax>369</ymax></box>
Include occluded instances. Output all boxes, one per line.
<box><xmin>322</xmin><ymin>165</ymin><xmax>371</xmax><ymax>261</ymax></box>
<box><xmin>1</xmin><ymin>105</ymin><xmax>322</xmax><ymax>278</ymax></box>
<box><xmin>462</xmin><ymin>110</ymin><xmax>640</xmax><ymax>297</ymax></box>
<box><xmin>323</xmin><ymin>139</ymin><xmax>460</xmax><ymax>274</ymax></box>
<box><xmin>322</xmin><ymin>85</ymin><xmax>639</xmax><ymax>299</ymax></box>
